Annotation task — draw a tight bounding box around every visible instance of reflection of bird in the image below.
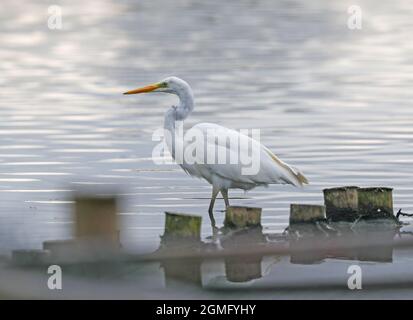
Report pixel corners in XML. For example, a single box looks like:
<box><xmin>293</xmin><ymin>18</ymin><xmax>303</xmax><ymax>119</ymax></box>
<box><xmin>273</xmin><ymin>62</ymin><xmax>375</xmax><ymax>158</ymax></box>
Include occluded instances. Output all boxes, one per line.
<box><xmin>124</xmin><ymin>77</ymin><xmax>308</xmax><ymax>216</ymax></box>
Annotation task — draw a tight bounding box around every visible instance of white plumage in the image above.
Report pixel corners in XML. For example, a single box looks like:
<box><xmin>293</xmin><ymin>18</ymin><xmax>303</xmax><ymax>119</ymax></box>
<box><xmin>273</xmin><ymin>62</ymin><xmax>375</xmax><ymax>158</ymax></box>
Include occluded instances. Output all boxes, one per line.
<box><xmin>124</xmin><ymin>76</ymin><xmax>308</xmax><ymax>215</ymax></box>
<box><xmin>182</xmin><ymin>122</ymin><xmax>307</xmax><ymax>189</ymax></box>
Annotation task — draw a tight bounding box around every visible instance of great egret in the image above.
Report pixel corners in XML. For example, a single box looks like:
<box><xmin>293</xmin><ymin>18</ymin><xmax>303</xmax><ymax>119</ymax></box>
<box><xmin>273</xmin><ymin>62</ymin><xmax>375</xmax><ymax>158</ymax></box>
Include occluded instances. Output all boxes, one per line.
<box><xmin>124</xmin><ymin>77</ymin><xmax>308</xmax><ymax>216</ymax></box>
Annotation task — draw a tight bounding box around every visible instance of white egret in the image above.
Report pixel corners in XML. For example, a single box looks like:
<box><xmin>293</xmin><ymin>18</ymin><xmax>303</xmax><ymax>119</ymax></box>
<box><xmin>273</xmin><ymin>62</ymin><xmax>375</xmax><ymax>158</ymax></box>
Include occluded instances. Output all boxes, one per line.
<box><xmin>124</xmin><ymin>77</ymin><xmax>308</xmax><ymax>217</ymax></box>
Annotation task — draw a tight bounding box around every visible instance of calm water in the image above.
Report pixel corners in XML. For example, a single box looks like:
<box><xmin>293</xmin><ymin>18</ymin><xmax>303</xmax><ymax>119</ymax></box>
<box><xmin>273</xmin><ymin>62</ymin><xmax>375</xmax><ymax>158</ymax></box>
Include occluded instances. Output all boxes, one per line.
<box><xmin>1</xmin><ymin>0</ymin><xmax>413</xmax><ymax>261</ymax></box>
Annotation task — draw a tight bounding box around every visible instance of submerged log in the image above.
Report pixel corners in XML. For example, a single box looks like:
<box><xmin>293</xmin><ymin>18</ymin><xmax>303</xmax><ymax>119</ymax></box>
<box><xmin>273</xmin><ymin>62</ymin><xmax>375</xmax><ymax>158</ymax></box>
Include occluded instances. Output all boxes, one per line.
<box><xmin>357</xmin><ymin>187</ymin><xmax>394</xmax><ymax>218</ymax></box>
<box><xmin>224</xmin><ymin>206</ymin><xmax>262</xmax><ymax>229</ymax></box>
<box><xmin>289</xmin><ymin>204</ymin><xmax>326</xmax><ymax>224</ymax></box>
<box><xmin>323</xmin><ymin>186</ymin><xmax>359</xmax><ymax>221</ymax></box>
<box><xmin>163</xmin><ymin>212</ymin><xmax>202</xmax><ymax>241</ymax></box>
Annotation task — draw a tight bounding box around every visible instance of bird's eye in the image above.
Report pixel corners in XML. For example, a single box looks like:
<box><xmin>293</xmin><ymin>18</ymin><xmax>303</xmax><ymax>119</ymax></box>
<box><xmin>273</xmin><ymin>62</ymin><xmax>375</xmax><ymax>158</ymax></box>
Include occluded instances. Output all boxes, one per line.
<box><xmin>162</xmin><ymin>82</ymin><xmax>168</xmax><ymax>87</ymax></box>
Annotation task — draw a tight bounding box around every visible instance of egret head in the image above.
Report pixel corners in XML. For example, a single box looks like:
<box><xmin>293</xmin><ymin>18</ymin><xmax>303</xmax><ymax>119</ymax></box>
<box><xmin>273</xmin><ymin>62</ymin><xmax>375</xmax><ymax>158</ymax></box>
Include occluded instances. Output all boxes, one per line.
<box><xmin>123</xmin><ymin>76</ymin><xmax>191</xmax><ymax>96</ymax></box>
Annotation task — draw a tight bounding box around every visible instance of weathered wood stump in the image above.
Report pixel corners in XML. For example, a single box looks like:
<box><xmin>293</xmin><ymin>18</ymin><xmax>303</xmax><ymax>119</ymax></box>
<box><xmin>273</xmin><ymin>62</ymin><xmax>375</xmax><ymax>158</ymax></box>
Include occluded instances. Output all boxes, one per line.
<box><xmin>357</xmin><ymin>187</ymin><xmax>394</xmax><ymax>218</ymax></box>
<box><xmin>163</xmin><ymin>212</ymin><xmax>202</xmax><ymax>241</ymax></box>
<box><xmin>75</xmin><ymin>196</ymin><xmax>119</xmax><ymax>243</ymax></box>
<box><xmin>224</xmin><ymin>206</ymin><xmax>262</xmax><ymax>229</ymax></box>
<box><xmin>41</xmin><ymin>196</ymin><xmax>121</xmax><ymax>263</ymax></box>
<box><xmin>11</xmin><ymin>249</ymin><xmax>50</xmax><ymax>267</ymax></box>
<box><xmin>289</xmin><ymin>204</ymin><xmax>326</xmax><ymax>224</ymax></box>
<box><xmin>323</xmin><ymin>186</ymin><xmax>359</xmax><ymax>221</ymax></box>
<box><xmin>160</xmin><ymin>213</ymin><xmax>203</xmax><ymax>285</ymax></box>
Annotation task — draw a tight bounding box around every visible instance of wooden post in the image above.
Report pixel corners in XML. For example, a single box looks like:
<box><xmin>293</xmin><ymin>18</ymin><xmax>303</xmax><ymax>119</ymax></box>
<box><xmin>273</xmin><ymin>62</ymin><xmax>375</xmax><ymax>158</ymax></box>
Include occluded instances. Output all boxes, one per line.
<box><xmin>224</xmin><ymin>206</ymin><xmax>261</xmax><ymax>229</ymax></box>
<box><xmin>323</xmin><ymin>186</ymin><xmax>359</xmax><ymax>221</ymax></box>
<box><xmin>163</xmin><ymin>212</ymin><xmax>202</xmax><ymax>241</ymax></box>
<box><xmin>289</xmin><ymin>204</ymin><xmax>326</xmax><ymax>224</ymax></box>
<box><xmin>159</xmin><ymin>212</ymin><xmax>202</xmax><ymax>255</ymax></box>
<box><xmin>357</xmin><ymin>187</ymin><xmax>394</xmax><ymax>218</ymax></box>
<box><xmin>41</xmin><ymin>196</ymin><xmax>120</xmax><ymax>263</ymax></box>
<box><xmin>75</xmin><ymin>196</ymin><xmax>119</xmax><ymax>243</ymax></box>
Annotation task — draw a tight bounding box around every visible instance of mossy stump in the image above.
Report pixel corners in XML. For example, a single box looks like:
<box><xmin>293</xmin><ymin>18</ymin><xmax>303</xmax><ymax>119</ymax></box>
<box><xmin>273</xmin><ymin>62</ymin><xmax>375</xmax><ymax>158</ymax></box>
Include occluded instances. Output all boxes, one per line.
<box><xmin>75</xmin><ymin>196</ymin><xmax>119</xmax><ymax>244</ymax></box>
<box><xmin>224</xmin><ymin>206</ymin><xmax>262</xmax><ymax>229</ymax></box>
<box><xmin>162</xmin><ymin>212</ymin><xmax>202</xmax><ymax>242</ymax></box>
<box><xmin>289</xmin><ymin>204</ymin><xmax>326</xmax><ymax>224</ymax></box>
<box><xmin>357</xmin><ymin>187</ymin><xmax>394</xmax><ymax>218</ymax></box>
<box><xmin>323</xmin><ymin>186</ymin><xmax>359</xmax><ymax>221</ymax></box>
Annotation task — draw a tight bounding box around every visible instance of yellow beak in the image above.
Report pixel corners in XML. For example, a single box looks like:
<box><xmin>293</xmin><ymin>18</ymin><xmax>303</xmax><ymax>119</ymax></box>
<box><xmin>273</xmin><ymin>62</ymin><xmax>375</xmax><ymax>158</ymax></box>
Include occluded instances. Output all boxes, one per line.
<box><xmin>123</xmin><ymin>83</ymin><xmax>160</xmax><ymax>95</ymax></box>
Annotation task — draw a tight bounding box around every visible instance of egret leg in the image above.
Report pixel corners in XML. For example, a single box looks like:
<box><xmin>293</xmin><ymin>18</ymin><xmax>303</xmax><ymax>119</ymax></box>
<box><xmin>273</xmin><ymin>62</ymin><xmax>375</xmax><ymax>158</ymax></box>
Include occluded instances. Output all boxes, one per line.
<box><xmin>221</xmin><ymin>189</ymin><xmax>230</xmax><ymax>208</ymax></box>
<box><xmin>208</xmin><ymin>186</ymin><xmax>220</xmax><ymax>236</ymax></box>
<box><xmin>208</xmin><ymin>186</ymin><xmax>219</xmax><ymax>225</ymax></box>
<box><xmin>208</xmin><ymin>186</ymin><xmax>220</xmax><ymax>214</ymax></box>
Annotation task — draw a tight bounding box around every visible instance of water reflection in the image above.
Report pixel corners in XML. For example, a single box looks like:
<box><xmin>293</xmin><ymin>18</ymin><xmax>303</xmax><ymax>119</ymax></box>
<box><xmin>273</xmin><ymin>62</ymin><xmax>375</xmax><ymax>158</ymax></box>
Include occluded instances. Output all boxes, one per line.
<box><xmin>161</xmin><ymin>258</ymin><xmax>203</xmax><ymax>287</ymax></box>
<box><xmin>3</xmin><ymin>216</ymin><xmax>410</xmax><ymax>298</ymax></box>
<box><xmin>1</xmin><ymin>0</ymin><xmax>413</xmax><ymax>260</ymax></box>
<box><xmin>289</xmin><ymin>220</ymin><xmax>398</xmax><ymax>264</ymax></box>
<box><xmin>155</xmin><ymin>218</ymin><xmax>403</xmax><ymax>287</ymax></box>
<box><xmin>221</xmin><ymin>228</ymin><xmax>266</xmax><ymax>283</ymax></box>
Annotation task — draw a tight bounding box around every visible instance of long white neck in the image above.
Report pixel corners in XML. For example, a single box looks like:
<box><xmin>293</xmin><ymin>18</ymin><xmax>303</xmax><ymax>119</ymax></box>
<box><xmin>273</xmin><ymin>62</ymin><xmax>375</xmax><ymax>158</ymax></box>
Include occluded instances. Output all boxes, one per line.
<box><xmin>163</xmin><ymin>84</ymin><xmax>194</xmax><ymax>160</ymax></box>
<box><xmin>164</xmin><ymin>85</ymin><xmax>194</xmax><ymax>128</ymax></box>
<box><xmin>175</xmin><ymin>84</ymin><xmax>195</xmax><ymax>121</ymax></box>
